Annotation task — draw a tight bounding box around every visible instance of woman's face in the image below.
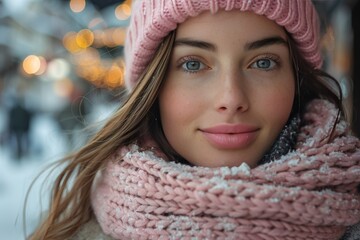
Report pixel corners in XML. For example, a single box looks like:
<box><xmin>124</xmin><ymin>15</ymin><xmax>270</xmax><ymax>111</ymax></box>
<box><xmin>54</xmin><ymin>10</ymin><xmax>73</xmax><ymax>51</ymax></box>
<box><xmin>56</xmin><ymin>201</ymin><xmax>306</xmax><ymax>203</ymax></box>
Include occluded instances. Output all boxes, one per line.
<box><xmin>159</xmin><ymin>10</ymin><xmax>295</xmax><ymax>168</ymax></box>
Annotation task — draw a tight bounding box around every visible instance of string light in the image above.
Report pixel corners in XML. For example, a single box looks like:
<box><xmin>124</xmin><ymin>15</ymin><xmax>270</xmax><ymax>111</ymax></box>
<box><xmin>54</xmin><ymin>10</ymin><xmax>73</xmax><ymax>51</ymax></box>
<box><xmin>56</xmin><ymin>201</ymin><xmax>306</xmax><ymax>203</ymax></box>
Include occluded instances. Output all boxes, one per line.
<box><xmin>115</xmin><ymin>3</ymin><xmax>131</xmax><ymax>20</ymax></box>
<box><xmin>63</xmin><ymin>1</ymin><xmax>134</xmax><ymax>88</ymax></box>
<box><xmin>23</xmin><ymin>55</ymin><xmax>42</xmax><ymax>75</ymax></box>
<box><xmin>70</xmin><ymin>0</ymin><xmax>86</xmax><ymax>13</ymax></box>
<box><xmin>76</xmin><ymin>29</ymin><xmax>94</xmax><ymax>49</ymax></box>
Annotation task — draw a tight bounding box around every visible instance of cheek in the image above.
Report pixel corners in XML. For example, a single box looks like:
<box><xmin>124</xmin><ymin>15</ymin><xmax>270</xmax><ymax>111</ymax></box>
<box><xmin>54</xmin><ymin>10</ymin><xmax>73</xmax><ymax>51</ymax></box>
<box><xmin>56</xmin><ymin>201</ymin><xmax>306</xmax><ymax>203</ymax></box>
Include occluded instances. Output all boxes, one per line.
<box><xmin>262</xmin><ymin>84</ymin><xmax>295</xmax><ymax>125</ymax></box>
<box><xmin>159</xmin><ymin>87</ymin><xmax>195</xmax><ymax>130</ymax></box>
<box><xmin>159</xmin><ymin>72</ymin><xmax>210</xmax><ymax>123</ymax></box>
<box><xmin>160</xmin><ymin>89</ymin><xmax>189</xmax><ymax>112</ymax></box>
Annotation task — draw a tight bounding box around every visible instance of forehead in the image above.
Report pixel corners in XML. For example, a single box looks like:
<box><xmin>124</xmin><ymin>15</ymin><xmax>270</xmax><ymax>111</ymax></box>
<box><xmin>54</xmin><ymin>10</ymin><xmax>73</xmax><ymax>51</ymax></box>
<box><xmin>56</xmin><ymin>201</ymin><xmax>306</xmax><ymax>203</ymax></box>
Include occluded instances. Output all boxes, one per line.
<box><xmin>176</xmin><ymin>10</ymin><xmax>287</xmax><ymax>41</ymax></box>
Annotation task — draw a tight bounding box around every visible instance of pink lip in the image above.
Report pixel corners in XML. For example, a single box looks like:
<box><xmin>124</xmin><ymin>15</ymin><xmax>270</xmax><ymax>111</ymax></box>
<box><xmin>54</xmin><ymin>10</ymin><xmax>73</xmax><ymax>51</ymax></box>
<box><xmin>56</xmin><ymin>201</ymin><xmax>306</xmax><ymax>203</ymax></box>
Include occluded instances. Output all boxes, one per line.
<box><xmin>200</xmin><ymin>124</ymin><xmax>259</xmax><ymax>149</ymax></box>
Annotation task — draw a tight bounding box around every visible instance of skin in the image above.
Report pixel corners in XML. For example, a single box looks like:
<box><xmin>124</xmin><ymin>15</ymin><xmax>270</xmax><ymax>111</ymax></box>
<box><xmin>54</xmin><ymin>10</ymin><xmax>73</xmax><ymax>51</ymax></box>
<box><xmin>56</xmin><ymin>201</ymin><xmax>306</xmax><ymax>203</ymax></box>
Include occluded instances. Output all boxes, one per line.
<box><xmin>159</xmin><ymin>10</ymin><xmax>295</xmax><ymax>168</ymax></box>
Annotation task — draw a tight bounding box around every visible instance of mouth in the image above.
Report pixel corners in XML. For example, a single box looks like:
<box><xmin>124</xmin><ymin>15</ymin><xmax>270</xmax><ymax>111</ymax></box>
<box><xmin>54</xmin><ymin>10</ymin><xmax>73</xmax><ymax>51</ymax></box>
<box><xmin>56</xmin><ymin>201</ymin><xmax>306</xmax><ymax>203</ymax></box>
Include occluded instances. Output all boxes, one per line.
<box><xmin>200</xmin><ymin>124</ymin><xmax>259</xmax><ymax>149</ymax></box>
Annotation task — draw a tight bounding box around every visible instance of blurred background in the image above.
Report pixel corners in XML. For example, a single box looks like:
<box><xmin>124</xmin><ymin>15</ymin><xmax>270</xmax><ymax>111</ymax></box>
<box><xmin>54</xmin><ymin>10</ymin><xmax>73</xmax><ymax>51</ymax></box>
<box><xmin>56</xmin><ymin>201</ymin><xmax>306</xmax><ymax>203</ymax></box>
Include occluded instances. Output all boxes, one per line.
<box><xmin>0</xmin><ymin>0</ymin><xmax>359</xmax><ymax>239</ymax></box>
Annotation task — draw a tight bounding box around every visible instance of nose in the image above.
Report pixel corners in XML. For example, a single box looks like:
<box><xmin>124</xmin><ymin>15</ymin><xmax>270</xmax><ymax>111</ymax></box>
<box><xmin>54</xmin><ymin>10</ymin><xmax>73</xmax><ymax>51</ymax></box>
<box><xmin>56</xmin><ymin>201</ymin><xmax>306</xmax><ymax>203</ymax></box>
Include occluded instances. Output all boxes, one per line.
<box><xmin>214</xmin><ymin>70</ymin><xmax>249</xmax><ymax>114</ymax></box>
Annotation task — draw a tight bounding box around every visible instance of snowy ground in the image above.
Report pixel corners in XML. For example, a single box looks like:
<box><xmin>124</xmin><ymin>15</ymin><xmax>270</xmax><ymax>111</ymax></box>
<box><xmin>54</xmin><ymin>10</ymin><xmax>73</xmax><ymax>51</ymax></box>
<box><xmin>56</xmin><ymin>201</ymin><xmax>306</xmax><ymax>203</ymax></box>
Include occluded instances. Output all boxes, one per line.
<box><xmin>0</xmin><ymin>100</ymin><xmax>117</xmax><ymax>239</ymax></box>
<box><xmin>0</xmin><ymin>113</ymin><xmax>69</xmax><ymax>240</ymax></box>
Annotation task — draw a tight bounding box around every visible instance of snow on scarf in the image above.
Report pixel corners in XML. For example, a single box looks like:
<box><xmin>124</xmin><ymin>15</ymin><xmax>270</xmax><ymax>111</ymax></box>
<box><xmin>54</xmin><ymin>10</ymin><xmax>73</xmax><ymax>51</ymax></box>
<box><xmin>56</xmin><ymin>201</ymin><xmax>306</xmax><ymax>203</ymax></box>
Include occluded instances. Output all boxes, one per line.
<box><xmin>91</xmin><ymin>99</ymin><xmax>360</xmax><ymax>240</ymax></box>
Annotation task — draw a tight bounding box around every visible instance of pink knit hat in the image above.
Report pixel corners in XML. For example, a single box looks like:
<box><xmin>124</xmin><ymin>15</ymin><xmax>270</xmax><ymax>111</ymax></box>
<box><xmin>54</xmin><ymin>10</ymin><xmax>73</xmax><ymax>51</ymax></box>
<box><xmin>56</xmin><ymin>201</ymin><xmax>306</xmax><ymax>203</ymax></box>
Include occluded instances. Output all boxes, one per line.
<box><xmin>125</xmin><ymin>0</ymin><xmax>322</xmax><ymax>89</ymax></box>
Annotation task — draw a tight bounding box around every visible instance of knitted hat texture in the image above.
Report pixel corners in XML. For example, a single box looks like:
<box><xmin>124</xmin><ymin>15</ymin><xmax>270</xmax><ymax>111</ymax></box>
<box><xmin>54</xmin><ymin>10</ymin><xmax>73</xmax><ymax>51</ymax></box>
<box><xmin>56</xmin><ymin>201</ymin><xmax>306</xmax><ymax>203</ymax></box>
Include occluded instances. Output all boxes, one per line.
<box><xmin>125</xmin><ymin>0</ymin><xmax>322</xmax><ymax>89</ymax></box>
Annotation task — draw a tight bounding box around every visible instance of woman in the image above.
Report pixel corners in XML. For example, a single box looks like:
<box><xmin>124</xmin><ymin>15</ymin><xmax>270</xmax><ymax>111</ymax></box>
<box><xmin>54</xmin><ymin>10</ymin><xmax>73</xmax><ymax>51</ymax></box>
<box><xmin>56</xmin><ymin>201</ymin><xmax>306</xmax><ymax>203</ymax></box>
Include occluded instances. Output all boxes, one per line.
<box><xmin>30</xmin><ymin>0</ymin><xmax>360</xmax><ymax>239</ymax></box>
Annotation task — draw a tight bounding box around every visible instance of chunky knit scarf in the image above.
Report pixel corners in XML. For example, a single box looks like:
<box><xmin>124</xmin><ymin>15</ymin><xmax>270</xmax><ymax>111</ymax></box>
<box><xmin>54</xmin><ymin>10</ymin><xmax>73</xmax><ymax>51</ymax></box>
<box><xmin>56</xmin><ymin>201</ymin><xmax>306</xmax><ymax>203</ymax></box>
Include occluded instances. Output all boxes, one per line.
<box><xmin>92</xmin><ymin>100</ymin><xmax>360</xmax><ymax>240</ymax></box>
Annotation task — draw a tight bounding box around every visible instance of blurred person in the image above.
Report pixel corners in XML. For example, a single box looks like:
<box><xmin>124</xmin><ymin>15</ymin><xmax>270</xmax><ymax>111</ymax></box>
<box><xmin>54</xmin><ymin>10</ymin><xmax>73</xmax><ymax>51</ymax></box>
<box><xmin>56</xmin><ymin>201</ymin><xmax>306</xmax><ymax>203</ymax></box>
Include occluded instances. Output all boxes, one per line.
<box><xmin>8</xmin><ymin>97</ymin><xmax>32</xmax><ymax>160</ymax></box>
<box><xmin>29</xmin><ymin>0</ymin><xmax>360</xmax><ymax>239</ymax></box>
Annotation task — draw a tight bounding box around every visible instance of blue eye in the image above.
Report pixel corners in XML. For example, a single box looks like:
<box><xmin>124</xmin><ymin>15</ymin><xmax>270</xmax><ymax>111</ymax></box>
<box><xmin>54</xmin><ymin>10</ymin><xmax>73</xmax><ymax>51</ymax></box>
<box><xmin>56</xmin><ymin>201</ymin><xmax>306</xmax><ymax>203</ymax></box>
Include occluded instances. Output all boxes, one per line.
<box><xmin>251</xmin><ymin>58</ymin><xmax>277</xmax><ymax>70</ymax></box>
<box><xmin>185</xmin><ymin>61</ymin><xmax>200</xmax><ymax>70</ymax></box>
<box><xmin>181</xmin><ymin>60</ymin><xmax>206</xmax><ymax>72</ymax></box>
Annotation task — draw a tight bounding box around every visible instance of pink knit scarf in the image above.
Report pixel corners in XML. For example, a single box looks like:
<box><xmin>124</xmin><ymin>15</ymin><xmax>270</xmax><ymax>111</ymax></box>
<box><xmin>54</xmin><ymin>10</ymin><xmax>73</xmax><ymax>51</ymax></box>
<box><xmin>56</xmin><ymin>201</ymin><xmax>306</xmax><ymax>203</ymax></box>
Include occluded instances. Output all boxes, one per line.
<box><xmin>91</xmin><ymin>100</ymin><xmax>360</xmax><ymax>240</ymax></box>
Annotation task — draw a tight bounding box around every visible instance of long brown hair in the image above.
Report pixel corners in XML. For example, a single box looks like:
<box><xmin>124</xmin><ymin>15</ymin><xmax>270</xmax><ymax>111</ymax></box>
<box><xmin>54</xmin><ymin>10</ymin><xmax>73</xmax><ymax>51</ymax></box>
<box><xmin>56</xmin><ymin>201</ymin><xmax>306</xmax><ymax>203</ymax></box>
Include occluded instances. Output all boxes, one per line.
<box><xmin>29</xmin><ymin>28</ymin><xmax>343</xmax><ymax>239</ymax></box>
<box><xmin>29</xmin><ymin>32</ymin><xmax>176</xmax><ymax>240</ymax></box>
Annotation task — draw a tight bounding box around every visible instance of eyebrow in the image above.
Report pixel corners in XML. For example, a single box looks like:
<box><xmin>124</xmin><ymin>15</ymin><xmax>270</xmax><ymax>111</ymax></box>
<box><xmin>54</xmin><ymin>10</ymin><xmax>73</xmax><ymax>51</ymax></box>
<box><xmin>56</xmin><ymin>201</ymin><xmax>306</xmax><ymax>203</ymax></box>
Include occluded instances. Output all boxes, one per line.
<box><xmin>174</xmin><ymin>36</ymin><xmax>288</xmax><ymax>52</ymax></box>
<box><xmin>175</xmin><ymin>38</ymin><xmax>217</xmax><ymax>51</ymax></box>
<box><xmin>244</xmin><ymin>36</ymin><xmax>288</xmax><ymax>50</ymax></box>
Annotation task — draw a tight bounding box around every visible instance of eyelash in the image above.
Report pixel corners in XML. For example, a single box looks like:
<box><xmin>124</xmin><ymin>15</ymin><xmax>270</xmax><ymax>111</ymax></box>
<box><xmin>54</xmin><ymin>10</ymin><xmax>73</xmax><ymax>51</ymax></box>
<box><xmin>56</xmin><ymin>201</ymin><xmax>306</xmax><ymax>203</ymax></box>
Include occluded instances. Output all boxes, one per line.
<box><xmin>176</xmin><ymin>54</ymin><xmax>281</xmax><ymax>73</ymax></box>
<box><xmin>177</xmin><ymin>56</ymin><xmax>208</xmax><ymax>74</ymax></box>
<box><xmin>250</xmin><ymin>54</ymin><xmax>281</xmax><ymax>71</ymax></box>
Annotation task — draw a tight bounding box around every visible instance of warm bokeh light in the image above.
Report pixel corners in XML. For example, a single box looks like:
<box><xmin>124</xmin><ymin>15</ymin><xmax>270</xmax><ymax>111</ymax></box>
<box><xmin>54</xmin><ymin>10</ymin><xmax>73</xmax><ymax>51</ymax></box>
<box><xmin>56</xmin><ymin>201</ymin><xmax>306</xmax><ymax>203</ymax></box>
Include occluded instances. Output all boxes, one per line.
<box><xmin>63</xmin><ymin>31</ymin><xmax>82</xmax><ymax>53</ymax></box>
<box><xmin>63</xmin><ymin>0</ymin><xmax>131</xmax><ymax>89</ymax></box>
<box><xmin>104</xmin><ymin>64</ymin><xmax>124</xmax><ymax>88</ymax></box>
<box><xmin>92</xmin><ymin>29</ymin><xmax>105</xmax><ymax>48</ymax></box>
<box><xmin>78</xmin><ymin>65</ymin><xmax>104</xmax><ymax>83</ymax></box>
<box><xmin>23</xmin><ymin>55</ymin><xmax>41</xmax><ymax>75</ymax></box>
<box><xmin>70</xmin><ymin>0</ymin><xmax>86</xmax><ymax>13</ymax></box>
<box><xmin>112</xmin><ymin>28</ymin><xmax>126</xmax><ymax>46</ymax></box>
<box><xmin>65</xmin><ymin>28</ymin><xmax>126</xmax><ymax>50</ymax></box>
<box><xmin>73</xmin><ymin>47</ymin><xmax>100</xmax><ymax>67</ymax></box>
<box><xmin>100</xmin><ymin>29</ymin><xmax>114</xmax><ymax>47</ymax></box>
<box><xmin>76</xmin><ymin>29</ymin><xmax>94</xmax><ymax>49</ymax></box>
<box><xmin>93</xmin><ymin>28</ymin><xmax>126</xmax><ymax>47</ymax></box>
<box><xmin>115</xmin><ymin>3</ymin><xmax>131</xmax><ymax>20</ymax></box>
